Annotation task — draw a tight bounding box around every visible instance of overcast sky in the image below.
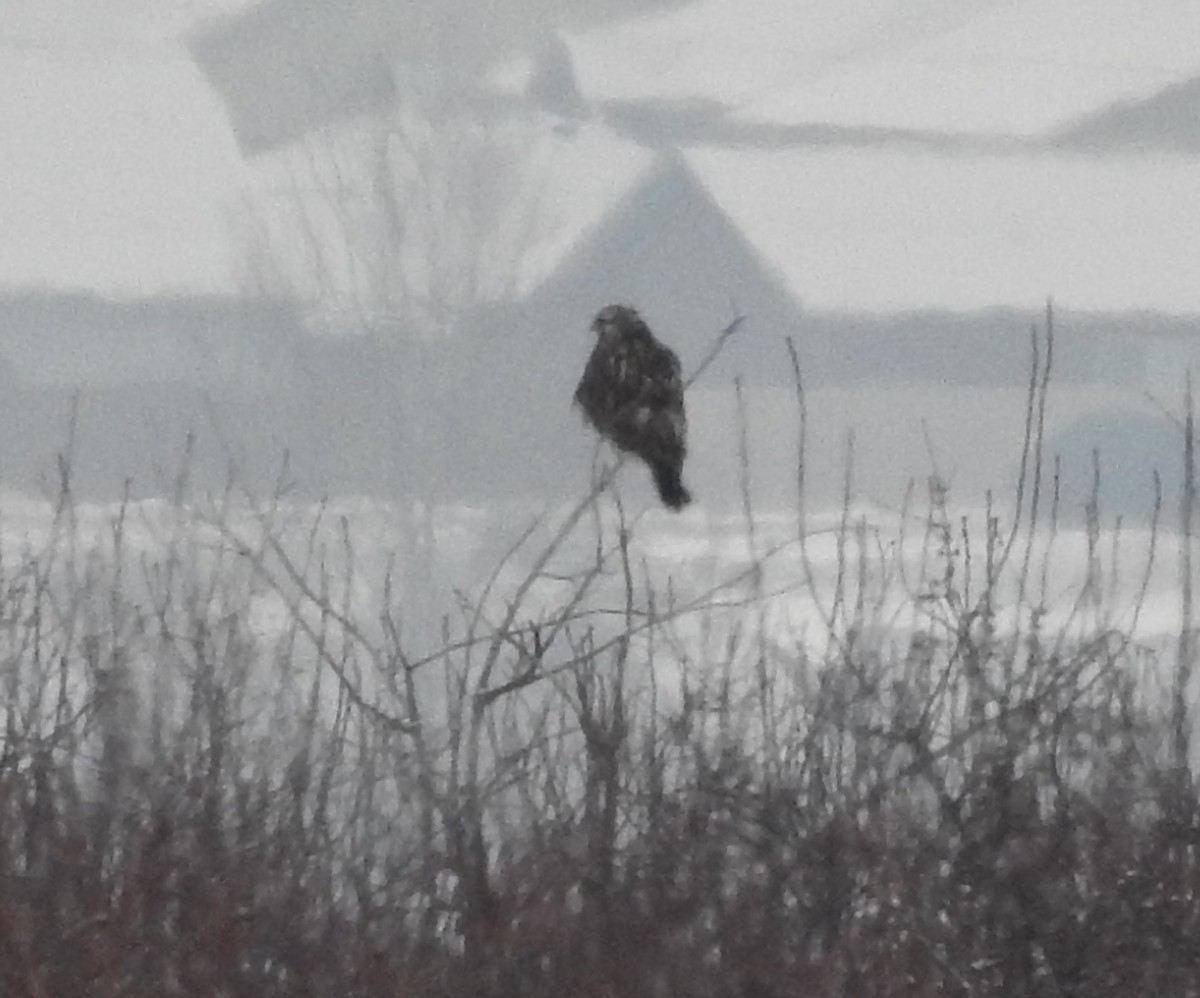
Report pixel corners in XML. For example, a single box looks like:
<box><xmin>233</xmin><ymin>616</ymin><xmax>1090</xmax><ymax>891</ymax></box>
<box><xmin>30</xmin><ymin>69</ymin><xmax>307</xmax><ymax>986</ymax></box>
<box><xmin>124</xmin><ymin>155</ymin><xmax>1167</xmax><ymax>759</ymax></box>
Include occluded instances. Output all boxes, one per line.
<box><xmin>3</xmin><ymin>0</ymin><xmax>1199</xmax><ymax>312</ymax></box>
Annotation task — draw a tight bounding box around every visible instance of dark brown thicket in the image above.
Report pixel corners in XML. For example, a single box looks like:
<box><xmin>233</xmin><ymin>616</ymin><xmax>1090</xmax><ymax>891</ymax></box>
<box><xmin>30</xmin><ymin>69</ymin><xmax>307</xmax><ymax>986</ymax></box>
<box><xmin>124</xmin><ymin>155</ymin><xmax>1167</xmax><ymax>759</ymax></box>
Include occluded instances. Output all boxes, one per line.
<box><xmin>2</xmin><ymin>310</ymin><xmax>1198</xmax><ymax>997</ymax></box>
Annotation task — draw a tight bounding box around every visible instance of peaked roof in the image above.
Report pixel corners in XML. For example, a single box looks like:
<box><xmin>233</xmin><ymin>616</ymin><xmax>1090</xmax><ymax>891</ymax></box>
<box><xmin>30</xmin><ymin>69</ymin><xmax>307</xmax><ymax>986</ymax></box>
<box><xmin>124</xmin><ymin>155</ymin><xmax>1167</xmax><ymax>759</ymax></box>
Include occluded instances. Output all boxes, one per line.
<box><xmin>519</xmin><ymin>152</ymin><xmax>802</xmax><ymax>382</ymax></box>
<box><xmin>446</xmin><ymin>152</ymin><xmax>806</xmax><ymax>499</ymax></box>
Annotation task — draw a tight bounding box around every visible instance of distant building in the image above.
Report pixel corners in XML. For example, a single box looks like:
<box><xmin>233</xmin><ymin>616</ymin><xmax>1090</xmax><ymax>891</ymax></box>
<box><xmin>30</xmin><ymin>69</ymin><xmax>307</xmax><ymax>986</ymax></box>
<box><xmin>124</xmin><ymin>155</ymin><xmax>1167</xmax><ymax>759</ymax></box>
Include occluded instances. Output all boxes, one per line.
<box><xmin>443</xmin><ymin>150</ymin><xmax>807</xmax><ymax>499</ymax></box>
<box><xmin>514</xmin><ymin>150</ymin><xmax>804</xmax><ymax>380</ymax></box>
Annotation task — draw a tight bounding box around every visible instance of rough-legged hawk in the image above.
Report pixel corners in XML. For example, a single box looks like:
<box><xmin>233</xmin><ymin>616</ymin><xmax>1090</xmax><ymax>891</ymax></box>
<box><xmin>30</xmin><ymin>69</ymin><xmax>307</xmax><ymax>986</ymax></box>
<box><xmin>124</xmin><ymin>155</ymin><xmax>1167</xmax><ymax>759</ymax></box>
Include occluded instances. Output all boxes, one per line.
<box><xmin>574</xmin><ymin>304</ymin><xmax>692</xmax><ymax>510</ymax></box>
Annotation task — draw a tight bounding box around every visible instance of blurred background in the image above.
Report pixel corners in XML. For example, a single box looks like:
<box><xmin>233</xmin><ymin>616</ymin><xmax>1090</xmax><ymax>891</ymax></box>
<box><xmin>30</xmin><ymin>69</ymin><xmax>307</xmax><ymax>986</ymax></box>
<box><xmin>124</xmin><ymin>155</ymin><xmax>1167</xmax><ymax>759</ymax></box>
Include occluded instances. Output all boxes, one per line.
<box><xmin>2</xmin><ymin>0</ymin><xmax>1199</xmax><ymax>516</ymax></box>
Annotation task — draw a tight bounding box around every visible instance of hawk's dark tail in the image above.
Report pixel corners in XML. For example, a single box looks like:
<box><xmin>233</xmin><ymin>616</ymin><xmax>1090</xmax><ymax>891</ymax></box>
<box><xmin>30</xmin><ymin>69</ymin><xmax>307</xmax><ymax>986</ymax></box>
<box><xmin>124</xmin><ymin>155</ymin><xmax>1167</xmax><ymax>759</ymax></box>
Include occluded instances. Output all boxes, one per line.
<box><xmin>651</xmin><ymin>460</ymin><xmax>692</xmax><ymax>510</ymax></box>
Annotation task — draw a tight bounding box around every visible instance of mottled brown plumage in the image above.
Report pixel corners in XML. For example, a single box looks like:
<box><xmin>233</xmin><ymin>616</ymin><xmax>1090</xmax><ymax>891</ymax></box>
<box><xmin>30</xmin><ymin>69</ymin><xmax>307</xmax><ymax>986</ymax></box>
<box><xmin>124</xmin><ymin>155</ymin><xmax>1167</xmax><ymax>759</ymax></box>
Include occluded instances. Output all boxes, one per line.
<box><xmin>574</xmin><ymin>304</ymin><xmax>691</xmax><ymax>509</ymax></box>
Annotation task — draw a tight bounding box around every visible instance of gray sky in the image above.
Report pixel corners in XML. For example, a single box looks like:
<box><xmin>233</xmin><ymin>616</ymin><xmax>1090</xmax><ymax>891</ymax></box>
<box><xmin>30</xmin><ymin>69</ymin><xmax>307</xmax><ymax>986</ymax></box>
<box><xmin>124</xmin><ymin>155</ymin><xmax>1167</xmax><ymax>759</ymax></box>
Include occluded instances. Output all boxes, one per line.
<box><xmin>3</xmin><ymin>0</ymin><xmax>1200</xmax><ymax>311</ymax></box>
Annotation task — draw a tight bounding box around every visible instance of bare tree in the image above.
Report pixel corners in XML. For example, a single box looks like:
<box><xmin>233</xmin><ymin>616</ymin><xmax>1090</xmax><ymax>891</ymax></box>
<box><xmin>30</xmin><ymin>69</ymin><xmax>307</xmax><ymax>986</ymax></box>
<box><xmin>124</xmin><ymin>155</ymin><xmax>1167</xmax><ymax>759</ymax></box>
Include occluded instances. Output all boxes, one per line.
<box><xmin>232</xmin><ymin>73</ymin><xmax>560</xmax><ymax>657</ymax></box>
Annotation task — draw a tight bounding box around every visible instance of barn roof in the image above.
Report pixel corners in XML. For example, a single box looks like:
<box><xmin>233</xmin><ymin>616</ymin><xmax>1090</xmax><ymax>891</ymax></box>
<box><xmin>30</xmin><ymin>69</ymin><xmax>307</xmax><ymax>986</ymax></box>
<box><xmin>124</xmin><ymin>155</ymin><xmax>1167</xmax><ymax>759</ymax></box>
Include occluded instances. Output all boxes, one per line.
<box><xmin>462</xmin><ymin>149</ymin><xmax>804</xmax><ymax>394</ymax></box>
<box><xmin>531</xmin><ymin>152</ymin><xmax>797</xmax><ymax>316</ymax></box>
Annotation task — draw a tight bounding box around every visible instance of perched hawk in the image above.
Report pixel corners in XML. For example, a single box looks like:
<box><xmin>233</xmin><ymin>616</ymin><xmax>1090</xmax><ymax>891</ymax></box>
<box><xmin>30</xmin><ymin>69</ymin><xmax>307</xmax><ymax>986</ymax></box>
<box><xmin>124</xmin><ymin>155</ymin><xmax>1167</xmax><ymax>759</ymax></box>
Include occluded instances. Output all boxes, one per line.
<box><xmin>574</xmin><ymin>304</ymin><xmax>692</xmax><ymax>510</ymax></box>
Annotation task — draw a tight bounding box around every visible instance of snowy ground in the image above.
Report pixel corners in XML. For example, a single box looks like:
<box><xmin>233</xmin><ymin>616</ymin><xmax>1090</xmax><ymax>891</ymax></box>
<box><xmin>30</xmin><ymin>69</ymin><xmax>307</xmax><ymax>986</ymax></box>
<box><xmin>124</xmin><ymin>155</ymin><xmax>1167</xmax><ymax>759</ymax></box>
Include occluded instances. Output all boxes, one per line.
<box><xmin>2</xmin><ymin>479</ymin><xmax>1194</xmax><ymax>795</ymax></box>
<box><xmin>0</xmin><ymin>484</ymin><xmax>1185</xmax><ymax>671</ymax></box>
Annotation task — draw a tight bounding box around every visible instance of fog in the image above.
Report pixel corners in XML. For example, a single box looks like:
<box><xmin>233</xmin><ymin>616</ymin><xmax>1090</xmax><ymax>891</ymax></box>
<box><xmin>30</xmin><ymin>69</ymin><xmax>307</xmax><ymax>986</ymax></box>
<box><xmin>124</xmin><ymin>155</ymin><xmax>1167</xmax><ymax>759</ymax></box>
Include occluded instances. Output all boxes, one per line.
<box><xmin>2</xmin><ymin>0</ymin><xmax>1199</xmax><ymax>534</ymax></box>
<box><xmin>8</xmin><ymin>10</ymin><xmax>1200</xmax><ymax>989</ymax></box>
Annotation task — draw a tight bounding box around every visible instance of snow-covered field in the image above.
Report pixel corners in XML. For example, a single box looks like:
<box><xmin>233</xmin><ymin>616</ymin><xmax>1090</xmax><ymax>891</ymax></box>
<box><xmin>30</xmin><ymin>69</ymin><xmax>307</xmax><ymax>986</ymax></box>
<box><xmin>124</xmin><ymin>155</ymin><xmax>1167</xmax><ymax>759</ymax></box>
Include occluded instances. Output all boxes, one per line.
<box><xmin>4</xmin><ymin>477</ymin><xmax>1197</xmax><ymax>827</ymax></box>
<box><xmin>0</xmin><ymin>485</ymin><xmax>1186</xmax><ymax>688</ymax></box>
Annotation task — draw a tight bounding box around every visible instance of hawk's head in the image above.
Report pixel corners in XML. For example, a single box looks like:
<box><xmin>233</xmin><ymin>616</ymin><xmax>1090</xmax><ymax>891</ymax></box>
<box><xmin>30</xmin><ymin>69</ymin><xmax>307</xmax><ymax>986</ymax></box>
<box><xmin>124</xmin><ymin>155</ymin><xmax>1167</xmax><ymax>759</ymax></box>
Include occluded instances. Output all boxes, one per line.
<box><xmin>591</xmin><ymin>304</ymin><xmax>639</xmax><ymax>337</ymax></box>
